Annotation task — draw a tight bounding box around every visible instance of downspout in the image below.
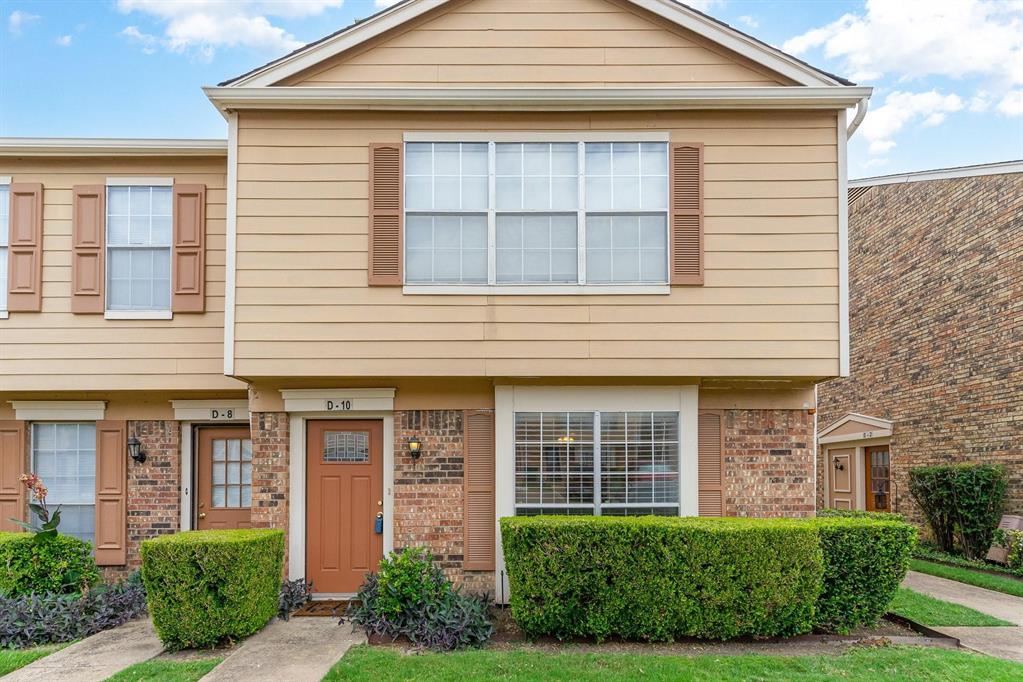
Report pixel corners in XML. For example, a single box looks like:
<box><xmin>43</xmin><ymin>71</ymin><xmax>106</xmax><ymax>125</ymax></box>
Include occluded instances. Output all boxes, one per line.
<box><xmin>847</xmin><ymin>96</ymin><xmax>869</xmax><ymax>138</ymax></box>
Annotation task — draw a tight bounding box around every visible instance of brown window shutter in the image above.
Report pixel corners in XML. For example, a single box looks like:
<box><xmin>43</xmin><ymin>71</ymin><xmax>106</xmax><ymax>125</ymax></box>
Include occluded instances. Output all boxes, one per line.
<box><xmin>71</xmin><ymin>185</ymin><xmax>105</xmax><ymax>314</ymax></box>
<box><xmin>7</xmin><ymin>183</ymin><xmax>43</xmax><ymax>312</ymax></box>
<box><xmin>172</xmin><ymin>183</ymin><xmax>206</xmax><ymax>313</ymax></box>
<box><xmin>463</xmin><ymin>409</ymin><xmax>495</xmax><ymax>571</ymax></box>
<box><xmin>0</xmin><ymin>421</ymin><xmax>27</xmax><ymax>533</ymax></box>
<box><xmin>94</xmin><ymin>420</ymin><xmax>127</xmax><ymax>566</ymax></box>
<box><xmin>368</xmin><ymin>143</ymin><xmax>403</xmax><ymax>286</ymax></box>
<box><xmin>698</xmin><ymin>410</ymin><xmax>724</xmax><ymax>516</ymax></box>
<box><xmin>670</xmin><ymin>143</ymin><xmax>704</xmax><ymax>285</ymax></box>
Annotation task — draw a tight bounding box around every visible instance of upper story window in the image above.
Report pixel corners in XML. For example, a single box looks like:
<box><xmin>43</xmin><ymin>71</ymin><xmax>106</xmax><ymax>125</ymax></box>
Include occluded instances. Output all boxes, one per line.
<box><xmin>106</xmin><ymin>185</ymin><xmax>172</xmax><ymax>312</ymax></box>
<box><xmin>0</xmin><ymin>183</ymin><xmax>9</xmax><ymax>314</ymax></box>
<box><xmin>403</xmin><ymin>141</ymin><xmax>669</xmax><ymax>287</ymax></box>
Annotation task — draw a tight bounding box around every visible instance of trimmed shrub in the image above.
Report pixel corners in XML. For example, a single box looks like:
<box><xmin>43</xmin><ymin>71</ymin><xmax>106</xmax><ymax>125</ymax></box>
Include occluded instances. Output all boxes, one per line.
<box><xmin>810</xmin><ymin>517</ymin><xmax>917</xmax><ymax>633</ymax></box>
<box><xmin>0</xmin><ymin>572</ymin><xmax>147</xmax><ymax>648</ymax></box>
<box><xmin>0</xmin><ymin>532</ymin><xmax>100</xmax><ymax>597</ymax></box>
<box><xmin>500</xmin><ymin>516</ymin><xmax>823</xmax><ymax>641</ymax></box>
<box><xmin>345</xmin><ymin>547</ymin><xmax>493</xmax><ymax>651</ymax></box>
<box><xmin>141</xmin><ymin>529</ymin><xmax>284</xmax><ymax>649</ymax></box>
<box><xmin>909</xmin><ymin>463</ymin><xmax>1006</xmax><ymax>558</ymax></box>
<box><xmin>818</xmin><ymin>508</ymin><xmax>905</xmax><ymax>522</ymax></box>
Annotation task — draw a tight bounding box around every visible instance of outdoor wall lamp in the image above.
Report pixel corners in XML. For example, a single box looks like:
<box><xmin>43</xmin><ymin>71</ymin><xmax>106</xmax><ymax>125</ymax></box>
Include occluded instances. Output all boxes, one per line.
<box><xmin>833</xmin><ymin>456</ymin><xmax>845</xmax><ymax>471</ymax></box>
<box><xmin>127</xmin><ymin>437</ymin><xmax>147</xmax><ymax>464</ymax></box>
<box><xmin>407</xmin><ymin>436</ymin><xmax>423</xmax><ymax>461</ymax></box>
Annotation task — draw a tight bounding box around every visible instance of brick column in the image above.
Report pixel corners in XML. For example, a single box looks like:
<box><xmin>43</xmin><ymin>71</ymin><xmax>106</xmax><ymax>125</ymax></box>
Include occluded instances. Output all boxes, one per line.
<box><xmin>249</xmin><ymin>411</ymin><xmax>290</xmax><ymax>571</ymax></box>
<box><xmin>723</xmin><ymin>409</ymin><xmax>815</xmax><ymax>517</ymax></box>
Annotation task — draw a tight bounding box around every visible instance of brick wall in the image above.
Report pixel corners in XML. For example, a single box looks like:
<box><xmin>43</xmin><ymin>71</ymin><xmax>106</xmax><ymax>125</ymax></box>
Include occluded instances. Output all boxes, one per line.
<box><xmin>103</xmin><ymin>420</ymin><xmax>180</xmax><ymax>581</ymax></box>
<box><xmin>393</xmin><ymin>410</ymin><xmax>492</xmax><ymax>594</ymax></box>
<box><xmin>818</xmin><ymin>173</ymin><xmax>1023</xmax><ymax>521</ymax></box>
<box><xmin>723</xmin><ymin>409</ymin><xmax>815</xmax><ymax>517</ymax></box>
<box><xmin>249</xmin><ymin>412</ymin><xmax>290</xmax><ymax>570</ymax></box>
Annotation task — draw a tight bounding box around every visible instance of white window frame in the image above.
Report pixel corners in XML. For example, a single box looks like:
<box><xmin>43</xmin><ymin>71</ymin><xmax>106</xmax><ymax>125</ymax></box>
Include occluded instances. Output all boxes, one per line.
<box><xmin>103</xmin><ymin>177</ymin><xmax>174</xmax><ymax>320</ymax></box>
<box><xmin>402</xmin><ymin>133</ymin><xmax>671</xmax><ymax>296</ymax></box>
<box><xmin>494</xmin><ymin>385</ymin><xmax>699</xmax><ymax>601</ymax></box>
<box><xmin>0</xmin><ymin>177</ymin><xmax>10</xmax><ymax>319</ymax></box>
<box><xmin>29</xmin><ymin>421</ymin><xmax>97</xmax><ymax>547</ymax></box>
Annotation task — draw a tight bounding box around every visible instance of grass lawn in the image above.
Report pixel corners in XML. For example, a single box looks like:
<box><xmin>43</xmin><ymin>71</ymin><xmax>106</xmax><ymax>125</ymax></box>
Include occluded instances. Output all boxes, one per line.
<box><xmin>910</xmin><ymin>558</ymin><xmax>1023</xmax><ymax>598</ymax></box>
<box><xmin>104</xmin><ymin>658</ymin><xmax>222</xmax><ymax>681</ymax></box>
<box><xmin>0</xmin><ymin>644</ymin><xmax>67</xmax><ymax>676</ymax></box>
<box><xmin>888</xmin><ymin>588</ymin><xmax>1012</xmax><ymax>626</ymax></box>
<box><xmin>324</xmin><ymin>645</ymin><xmax>1023</xmax><ymax>681</ymax></box>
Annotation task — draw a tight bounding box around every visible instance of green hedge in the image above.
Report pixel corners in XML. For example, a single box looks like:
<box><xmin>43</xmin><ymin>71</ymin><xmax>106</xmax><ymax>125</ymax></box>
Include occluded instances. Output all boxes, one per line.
<box><xmin>0</xmin><ymin>532</ymin><xmax>100</xmax><ymax>596</ymax></box>
<box><xmin>810</xmin><ymin>517</ymin><xmax>916</xmax><ymax>632</ymax></box>
<box><xmin>818</xmin><ymin>508</ymin><xmax>906</xmax><ymax>522</ymax></box>
<box><xmin>908</xmin><ymin>463</ymin><xmax>1006</xmax><ymax>558</ymax></box>
<box><xmin>141</xmin><ymin>529</ymin><xmax>284</xmax><ymax>649</ymax></box>
<box><xmin>500</xmin><ymin>516</ymin><xmax>823</xmax><ymax>641</ymax></box>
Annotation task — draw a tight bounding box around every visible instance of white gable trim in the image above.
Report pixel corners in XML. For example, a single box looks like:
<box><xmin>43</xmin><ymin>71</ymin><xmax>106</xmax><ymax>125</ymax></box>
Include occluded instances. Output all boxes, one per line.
<box><xmin>225</xmin><ymin>0</ymin><xmax>841</xmax><ymax>88</ymax></box>
<box><xmin>819</xmin><ymin>413</ymin><xmax>894</xmax><ymax>443</ymax></box>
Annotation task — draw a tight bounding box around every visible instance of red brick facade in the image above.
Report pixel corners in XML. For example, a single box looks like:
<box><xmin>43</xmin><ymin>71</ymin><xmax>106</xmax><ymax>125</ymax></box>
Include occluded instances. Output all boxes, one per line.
<box><xmin>249</xmin><ymin>412</ymin><xmax>291</xmax><ymax>568</ymax></box>
<box><xmin>723</xmin><ymin>409</ymin><xmax>815</xmax><ymax>517</ymax></box>
<box><xmin>818</xmin><ymin>172</ymin><xmax>1023</xmax><ymax>522</ymax></box>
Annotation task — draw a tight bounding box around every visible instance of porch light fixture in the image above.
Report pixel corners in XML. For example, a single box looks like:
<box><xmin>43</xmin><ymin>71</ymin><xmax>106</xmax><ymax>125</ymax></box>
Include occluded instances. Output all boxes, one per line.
<box><xmin>127</xmin><ymin>437</ymin><xmax>147</xmax><ymax>464</ymax></box>
<box><xmin>832</xmin><ymin>456</ymin><xmax>844</xmax><ymax>471</ymax></box>
<box><xmin>407</xmin><ymin>436</ymin><xmax>423</xmax><ymax>461</ymax></box>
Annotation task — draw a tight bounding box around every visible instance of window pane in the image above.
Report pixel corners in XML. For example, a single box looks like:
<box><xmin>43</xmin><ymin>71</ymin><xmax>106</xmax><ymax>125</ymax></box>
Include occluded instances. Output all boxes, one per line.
<box><xmin>496</xmin><ymin>215</ymin><xmax>577</xmax><ymax>283</ymax></box>
<box><xmin>106</xmin><ymin>185</ymin><xmax>172</xmax><ymax>311</ymax></box>
<box><xmin>496</xmin><ymin>143</ymin><xmax>577</xmax><ymax>211</ymax></box>
<box><xmin>599</xmin><ymin>412</ymin><xmax>679</xmax><ymax>509</ymax></box>
<box><xmin>514</xmin><ymin>412</ymin><xmax>595</xmax><ymax>510</ymax></box>
<box><xmin>405</xmin><ymin>214</ymin><xmax>487</xmax><ymax>284</ymax></box>
<box><xmin>586</xmin><ymin>214</ymin><xmax>667</xmax><ymax>284</ymax></box>
<box><xmin>585</xmin><ymin>142</ymin><xmax>668</xmax><ymax>211</ymax></box>
<box><xmin>31</xmin><ymin>423</ymin><xmax>96</xmax><ymax>546</ymax></box>
<box><xmin>404</xmin><ymin>142</ymin><xmax>488</xmax><ymax>211</ymax></box>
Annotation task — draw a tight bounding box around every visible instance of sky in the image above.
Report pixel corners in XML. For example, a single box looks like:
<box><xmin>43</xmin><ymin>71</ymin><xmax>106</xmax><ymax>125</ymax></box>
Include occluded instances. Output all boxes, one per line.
<box><xmin>1</xmin><ymin>0</ymin><xmax>1021</xmax><ymax>178</ymax></box>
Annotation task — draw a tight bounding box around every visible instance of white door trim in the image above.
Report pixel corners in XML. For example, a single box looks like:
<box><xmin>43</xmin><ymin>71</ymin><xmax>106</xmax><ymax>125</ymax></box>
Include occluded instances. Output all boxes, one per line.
<box><xmin>288</xmin><ymin>412</ymin><xmax>394</xmax><ymax>585</ymax></box>
<box><xmin>181</xmin><ymin>422</ymin><xmax>193</xmax><ymax>531</ymax></box>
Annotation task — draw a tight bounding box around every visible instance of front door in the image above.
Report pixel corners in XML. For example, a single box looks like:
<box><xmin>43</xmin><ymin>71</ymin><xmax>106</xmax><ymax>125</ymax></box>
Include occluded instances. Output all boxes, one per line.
<box><xmin>865</xmin><ymin>445</ymin><xmax>891</xmax><ymax>511</ymax></box>
<box><xmin>196</xmin><ymin>427</ymin><xmax>253</xmax><ymax>529</ymax></box>
<box><xmin>827</xmin><ymin>447</ymin><xmax>857</xmax><ymax>510</ymax></box>
<box><xmin>306</xmin><ymin>420</ymin><xmax>384</xmax><ymax>594</ymax></box>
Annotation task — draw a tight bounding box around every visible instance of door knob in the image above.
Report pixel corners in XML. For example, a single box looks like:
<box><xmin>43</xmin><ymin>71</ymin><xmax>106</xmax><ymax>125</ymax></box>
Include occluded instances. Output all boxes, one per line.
<box><xmin>198</xmin><ymin>512</ymin><xmax>207</xmax><ymax>519</ymax></box>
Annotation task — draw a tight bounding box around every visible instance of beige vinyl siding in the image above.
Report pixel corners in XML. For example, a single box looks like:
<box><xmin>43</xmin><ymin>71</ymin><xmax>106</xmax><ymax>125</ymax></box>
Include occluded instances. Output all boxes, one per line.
<box><xmin>283</xmin><ymin>0</ymin><xmax>790</xmax><ymax>87</ymax></box>
<box><xmin>234</xmin><ymin>109</ymin><xmax>841</xmax><ymax>380</ymax></box>
<box><xmin>0</xmin><ymin>156</ymin><xmax>243</xmax><ymax>392</ymax></box>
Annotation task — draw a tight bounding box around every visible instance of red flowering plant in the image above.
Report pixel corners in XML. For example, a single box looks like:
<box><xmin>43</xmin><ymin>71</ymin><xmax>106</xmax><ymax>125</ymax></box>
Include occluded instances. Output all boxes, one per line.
<box><xmin>11</xmin><ymin>473</ymin><xmax>62</xmax><ymax>542</ymax></box>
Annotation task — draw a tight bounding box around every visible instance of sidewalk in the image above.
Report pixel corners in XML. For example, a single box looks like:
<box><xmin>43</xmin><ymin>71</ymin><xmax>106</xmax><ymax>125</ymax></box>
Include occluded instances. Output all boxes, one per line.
<box><xmin>5</xmin><ymin>619</ymin><xmax>163</xmax><ymax>682</ymax></box>
<box><xmin>902</xmin><ymin>570</ymin><xmax>1023</xmax><ymax>662</ymax></box>
<box><xmin>201</xmin><ymin>617</ymin><xmax>365</xmax><ymax>681</ymax></box>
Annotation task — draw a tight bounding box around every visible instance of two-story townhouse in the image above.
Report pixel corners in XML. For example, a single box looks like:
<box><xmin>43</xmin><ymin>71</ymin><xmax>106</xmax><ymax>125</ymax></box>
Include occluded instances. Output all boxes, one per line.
<box><xmin>1</xmin><ymin>0</ymin><xmax>869</xmax><ymax>595</ymax></box>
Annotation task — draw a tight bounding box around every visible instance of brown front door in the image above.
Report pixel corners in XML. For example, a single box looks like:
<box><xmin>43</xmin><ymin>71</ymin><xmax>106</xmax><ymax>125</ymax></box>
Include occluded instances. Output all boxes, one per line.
<box><xmin>827</xmin><ymin>447</ymin><xmax>857</xmax><ymax>510</ymax></box>
<box><xmin>196</xmin><ymin>427</ymin><xmax>253</xmax><ymax>530</ymax></box>
<box><xmin>306</xmin><ymin>420</ymin><xmax>384</xmax><ymax>594</ymax></box>
<box><xmin>865</xmin><ymin>445</ymin><xmax>891</xmax><ymax>511</ymax></box>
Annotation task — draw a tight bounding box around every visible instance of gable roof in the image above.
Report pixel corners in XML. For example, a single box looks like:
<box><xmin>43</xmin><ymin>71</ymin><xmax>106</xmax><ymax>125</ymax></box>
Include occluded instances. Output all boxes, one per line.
<box><xmin>850</xmin><ymin>159</ymin><xmax>1023</xmax><ymax>188</ymax></box>
<box><xmin>819</xmin><ymin>413</ymin><xmax>894</xmax><ymax>443</ymax></box>
<box><xmin>219</xmin><ymin>0</ymin><xmax>853</xmax><ymax>88</ymax></box>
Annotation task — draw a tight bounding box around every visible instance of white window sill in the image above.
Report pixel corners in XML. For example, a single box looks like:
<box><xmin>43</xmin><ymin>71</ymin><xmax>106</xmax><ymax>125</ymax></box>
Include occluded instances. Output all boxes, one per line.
<box><xmin>402</xmin><ymin>284</ymin><xmax>670</xmax><ymax>296</ymax></box>
<box><xmin>105</xmin><ymin>310</ymin><xmax>173</xmax><ymax>320</ymax></box>
<box><xmin>0</xmin><ymin>311</ymin><xmax>8</xmax><ymax>320</ymax></box>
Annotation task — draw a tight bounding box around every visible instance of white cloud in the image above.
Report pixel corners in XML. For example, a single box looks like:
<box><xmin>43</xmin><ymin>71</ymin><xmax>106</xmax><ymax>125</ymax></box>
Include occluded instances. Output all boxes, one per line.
<box><xmin>859</xmin><ymin>90</ymin><xmax>964</xmax><ymax>155</ymax></box>
<box><xmin>374</xmin><ymin>0</ymin><xmax>402</xmax><ymax>7</ymax></box>
<box><xmin>783</xmin><ymin>0</ymin><xmax>1023</xmax><ymax>86</ymax></box>
<box><xmin>737</xmin><ymin>15</ymin><xmax>759</xmax><ymax>29</ymax></box>
<box><xmin>116</xmin><ymin>0</ymin><xmax>343</xmax><ymax>57</ymax></box>
<box><xmin>997</xmin><ymin>90</ymin><xmax>1023</xmax><ymax>116</ymax></box>
<box><xmin>679</xmin><ymin>0</ymin><xmax>724</xmax><ymax>12</ymax></box>
<box><xmin>55</xmin><ymin>34</ymin><xmax>71</xmax><ymax>46</ymax></box>
<box><xmin>8</xmin><ymin>10</ymin><xmax>40</xmax><ymax>34</ymax></box>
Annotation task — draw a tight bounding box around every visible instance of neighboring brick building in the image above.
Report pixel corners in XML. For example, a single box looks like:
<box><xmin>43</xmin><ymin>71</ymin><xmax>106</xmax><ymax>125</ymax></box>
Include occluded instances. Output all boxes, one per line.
<box><xmin>817</xmin><ymin>162</ymin><xmax>1023</xmax><ymax>523</ymax></box>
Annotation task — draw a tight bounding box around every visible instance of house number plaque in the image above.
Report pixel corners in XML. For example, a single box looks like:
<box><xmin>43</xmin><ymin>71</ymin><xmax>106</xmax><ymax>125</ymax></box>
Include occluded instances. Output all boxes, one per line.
<box><xmin>325</xmin><ymin>399</ymin><xmax>353</xmax><ymax>411</ymax></box>
<box><xmin>210</xmin><ymin>408</ymin><xmax>240</xmax><ymax>421</ymax></box>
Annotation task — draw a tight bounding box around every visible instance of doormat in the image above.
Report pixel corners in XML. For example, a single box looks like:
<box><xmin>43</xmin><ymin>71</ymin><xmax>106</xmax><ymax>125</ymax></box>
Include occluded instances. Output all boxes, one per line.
<box><xmin>293</xmin><ymin>600</ymin><xmax>350</xmax><ymax>617</ymax></box>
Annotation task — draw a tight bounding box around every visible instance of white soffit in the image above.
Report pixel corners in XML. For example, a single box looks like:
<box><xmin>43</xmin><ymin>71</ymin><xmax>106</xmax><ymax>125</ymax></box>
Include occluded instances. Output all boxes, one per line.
<box><xmin>11</xmin><ymin>401</ymin><xmax>107</xmax><ymax>421</ymax></box>
<box><xmin>223</xmin><ymin>0</ymin><xmax>843</xmax><ymax>88</ymax></box>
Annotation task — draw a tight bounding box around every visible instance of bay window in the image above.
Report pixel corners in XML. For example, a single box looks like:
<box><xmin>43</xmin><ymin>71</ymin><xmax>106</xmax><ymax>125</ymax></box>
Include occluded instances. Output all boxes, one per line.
<box><xmin>404</xmin><ymin>139</ymin><xmax>669</xmax><ymax>287</ymax></box>
<box><xmin>513</xmin><ymin>410</ymin><xmax>680</xmax><ymax>516</ymax></box>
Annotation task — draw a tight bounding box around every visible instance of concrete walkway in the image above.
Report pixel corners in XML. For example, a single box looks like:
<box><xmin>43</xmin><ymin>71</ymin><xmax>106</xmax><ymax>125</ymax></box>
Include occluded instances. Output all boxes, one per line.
<box><xmin>5</xmin><ymin>618</ymin><xmax>163</xmax><ymax>682</ymax></box>
<box><xmin>201</xmin><ymin>618</ymin><xmax>366</xmax><ymax>682</ymax></box>
<box><xmin>902</xmin><ymin>570</ymin><xmax>1023</xmax><ymax>662</ymax></box>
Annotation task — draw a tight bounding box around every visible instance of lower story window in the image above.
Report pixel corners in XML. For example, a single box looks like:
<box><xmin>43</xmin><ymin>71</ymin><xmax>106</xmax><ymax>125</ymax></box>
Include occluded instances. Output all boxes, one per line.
<box><xmin>514</xmin><ymin>410</ymin><xmax>680</xmax><ymax>516</ymax></box>
<box><xmin>31</xmin><ymin>423</ymin><xmax>96</xmax><ymax>545</ymax></box>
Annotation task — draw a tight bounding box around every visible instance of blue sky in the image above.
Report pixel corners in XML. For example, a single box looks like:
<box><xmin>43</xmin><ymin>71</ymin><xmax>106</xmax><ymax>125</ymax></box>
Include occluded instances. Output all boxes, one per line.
<box><xmin>1</xmin><ymin>0</ymin><xmax>1021</xmax><ymax>178</ymax></box>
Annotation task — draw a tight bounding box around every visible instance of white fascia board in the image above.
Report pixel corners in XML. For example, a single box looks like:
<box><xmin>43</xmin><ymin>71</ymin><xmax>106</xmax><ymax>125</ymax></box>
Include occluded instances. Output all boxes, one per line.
<box><xmin>227</xmin><ymin>0</ymin><xmax>839</xmax><ymax>88</ymax></box>
<box><xmin>224</xmin><ymin>112</ymin><xmax>239</xmax><ymax>377</ymax></box>
<box><xmin>850</xmin><ymin>160</ymin><xmax>1023</xmax><ymax>187</ymax></box>
<box><xmin>204</xmin><ymin>86</ymin><xmax>872</xmax><ymax>113</ymax></box>
<box><xmin>0</xmin><ymin>138</ymin><xmax>227</xmax><ymax>157</ymax></box>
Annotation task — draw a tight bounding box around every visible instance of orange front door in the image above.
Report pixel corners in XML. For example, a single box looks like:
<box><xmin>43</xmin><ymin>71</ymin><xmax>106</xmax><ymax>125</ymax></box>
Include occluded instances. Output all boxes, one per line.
<box><xmin>196</xmin><ymin>427</ymin><xmax>253</xmax><ymax>530</ymax></box>
<box><xmin>306</xmin><ymin>420</ymin><xmax>384</xmax><ymax>594</ymax></box>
